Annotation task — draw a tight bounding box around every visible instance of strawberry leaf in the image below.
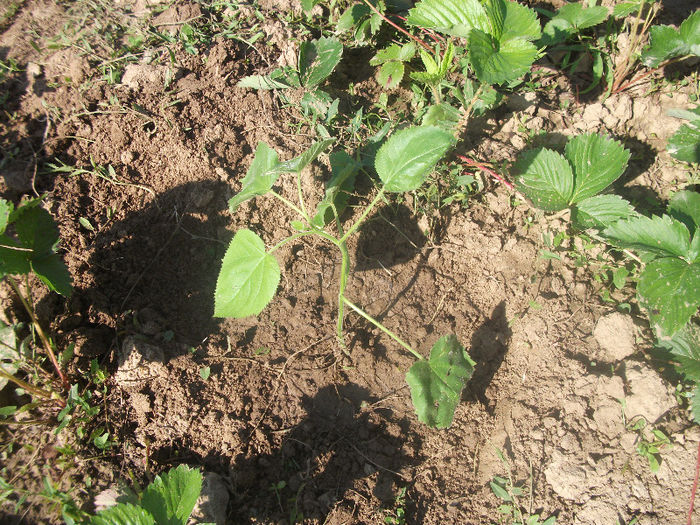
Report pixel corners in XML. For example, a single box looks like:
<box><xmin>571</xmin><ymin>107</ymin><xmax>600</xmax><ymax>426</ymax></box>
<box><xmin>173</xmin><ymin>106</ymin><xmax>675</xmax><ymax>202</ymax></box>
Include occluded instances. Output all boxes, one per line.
<box><xmin>514</xmin><ymin>148</ymin><xmax>574</xmax><ymax>212</ymax></box>
<box><xmin>572</xmin><ymin>194</ymin><xmax>636</xmax><ymax>229</ymax></box>
<box><xmin>604</xmin><ymin>214</ymin><xmax>692</xmax><ymax>259</ymax></box>
<box><xmin>140</xmin><ymin>465</ymin><xmax>202</xmax><ymax>525</ymax></box>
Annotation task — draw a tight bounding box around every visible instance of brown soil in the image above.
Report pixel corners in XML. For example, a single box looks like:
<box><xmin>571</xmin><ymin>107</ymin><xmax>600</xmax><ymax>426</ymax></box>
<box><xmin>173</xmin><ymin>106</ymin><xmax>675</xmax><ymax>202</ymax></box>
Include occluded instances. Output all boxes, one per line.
<box><xmin>0</xmin><ymin>1</ymin><xmax>698</xmax><ymax>524</ymax></box>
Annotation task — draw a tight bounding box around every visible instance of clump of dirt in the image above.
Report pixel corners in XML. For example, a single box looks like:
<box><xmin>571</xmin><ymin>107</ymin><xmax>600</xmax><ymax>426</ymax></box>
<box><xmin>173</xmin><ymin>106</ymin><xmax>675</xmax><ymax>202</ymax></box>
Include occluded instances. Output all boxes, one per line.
<box><xmin>0</xmin><ymin>1</ymin><xmax>698</xmax><ymax>524</ymax></box>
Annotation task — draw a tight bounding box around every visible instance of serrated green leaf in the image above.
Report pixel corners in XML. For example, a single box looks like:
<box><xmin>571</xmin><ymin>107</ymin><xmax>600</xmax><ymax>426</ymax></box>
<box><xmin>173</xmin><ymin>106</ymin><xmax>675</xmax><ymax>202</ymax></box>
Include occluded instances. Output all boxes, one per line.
<box><xmin>641</xmin><ymin>10</ymin><xmax>700</xmax><ymax>68</ymax></box>
<box><xmin>15</xmin><ymin>206</ymin><xmax>60</xmax><ymax>257</ymax></box>
<box><xmin>555</xmin><ymin>3</ymin><xmax>608</xmax><ymax>31</ymax></box>
<box><xmin>490</xmin><ymin>480</ymin><xmax>511</xmax><ymax>501</ymax></box>
<box><xmin>0</xmin><ymin>200</ymin><xmax>11</xmax><ymax>235</ymax></box>
<box><xmin>375</xmin><ymin>126</ymin><xmax>454</xmax><ymax>193</ymax></box>
<box><xmin>32</xmin><ymin>254</ymin><xmax>73</xmax><ymax>296</ymax></box>
<box><xmin>604</xmin><ymin>214</ymin><xmax>692</xmax><ymax>259</ymax></box>
<box><xmin>236</xmin><ymin>68</ymin><xmax>299</xmax><ymax>90</ymax></box>
<box><xmin>89</xmin><ymin>503</ymin><xmax>155</xmax><ymax>525</ymax></box>
<box><xmin>613</xmin><ymin>2</ymin><xmax>645</xmax><ymax>19</ymax></box>
<box><xmin>638</xmin><ymin>258</ymin><xmax>700</xmax><ymax>337</ymax></box>
<box><xmin>311</xmin><ymin>151</ymin><xmax>359</xmax><ymax>228</ymax></box>
<box><xmin>421</xmin><ymin>103</ymin><xmax>461</xmax><ymax>130</ymax></box>
<box><xmin>514</xmin><ymin>148</ymin><xmax>574</xmax><ymax>211</ymax></box>
<box><xmin>214</xmin><ymin>230</ymin><xmax>280</xmax><ymax>318</ymax></box>
<box><xmin>228</xmin><ymin>142</ymin><xmax>281</xmax><ymax>212</ymax></box>
<box><xmin>420</xmin><ymin>49</ymin><xmax>440</xmax><ymax>75</ymax></box>
<box><xmin>371</xmin><ymin>44</ymin><xmax>401</xmax><ymax>65</ymax></box>
<box><xmin>299</xmin><ymin>37</ymin><xmax>343</xmax><ymax>88</ymax></box>
<box><xmin>278</xmin><ymin>139</ymin><xmax>334</xmax><ymax>173</ymax></box>
<box><xmin>572</xmin><ymin>194</ymin><xmax>636</xmax><ymax>229</ymax></box>
<box><xmin>407</xmin><ymin>0</ymin><xmax>489</xmax><ymax>38</ymax></box>
<box><xmin>405</xmin><ymin>334</ymin><xmax>475</xmax><ymax>428</ymax></box>
<box><xmin>502</xmin><ymin>0</ymin><xmax>541</xmax><ymax>41</ymax></box>
<box><xmin>0</xmin><ymin>235</ymin><xmax>31</xmax><ymax>277</ymax></box>
<box><xmin>140</xmin><ymin>465</ymin><xmax>202</xmax><ymax>525</ymax></box>
<box><xmin>485</xmin><ymin>0</ymin><xmax>507</xmax><ymax>40</ymax></box>
<box><xmin>337</xmin><ymin>4</ymin><xmax>371</xmax><ymax>33</ymax></box>
<box><xmin>377</xmin><ymin>61</ymin><xmax>405</xmax><ymax>89</ymax></box>
<box><xmin>667</xmin><ymin>121</ymin><xmax>700</xmax><ymax>164</ymax></box>
<box><xmin>565</xmin><ymin>133</ymin><xmax>630</xmax><ymax>204</ymax></box>
<box><xmin>659</xmin><ymin>324</ymin><xmax>700</xmax><ymax>382</ymax></box>
<box><xmin>398</xmin><ymin>42</ymin><xmax>417</xmax><ymax>62</ymax></box>
<box><xmin>669</xmin><ymin>190</ymin><xmax>700</xmax><ymax>235</ymax></box>
<box><xmin>539</xmin><ymin>18</ymin><xmax>575</xmax><ymax>47</ymax></box>
<box><xmin>469</xmin><ymin>30</ymin><xmax>539</xmax><ymax>85</ymax></box>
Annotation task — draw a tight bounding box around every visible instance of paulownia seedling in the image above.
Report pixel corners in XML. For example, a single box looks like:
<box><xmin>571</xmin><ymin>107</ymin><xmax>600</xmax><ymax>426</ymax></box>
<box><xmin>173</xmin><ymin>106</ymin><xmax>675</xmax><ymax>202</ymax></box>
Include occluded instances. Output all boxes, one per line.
<box><xmin>215</xmin><ymin>126</ymin><xmax>475</xmax><ymax>428</ymax></box>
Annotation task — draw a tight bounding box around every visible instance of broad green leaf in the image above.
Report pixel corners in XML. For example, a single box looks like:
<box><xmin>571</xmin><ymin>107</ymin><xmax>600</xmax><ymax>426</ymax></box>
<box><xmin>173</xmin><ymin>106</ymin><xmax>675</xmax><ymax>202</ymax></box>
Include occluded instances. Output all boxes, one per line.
<box><xmin>613</xmin><ymin>2</ymin><xmax>646</xmax><ymax>19</ymax></box>
<box><xmin>140</xmin><ymin>465</ymin><xmax>202</xmax><ymax>525</ymax></box>
<box><xmin>236</xmin><ymin>68</ymin><xmax>299</xmax><ymax>90</ymax></box>
<box><xmin>669</xmin><ymin>190</ymin><xmax>700</xmax><ymax>234</ymax></box>
<box><xmin>278</xmin><ymin>139</ymin><xmax>334</xmax><ymax>173</ymax></box>
<box><xmin>214</xmin><ymin>229</ymin><xmax>280</xmax><ymax>318</ymax></box>
<box><xmin>659</xmin><ymin>324</ymin><xmax>700</xmax><ymax>382</ymax></box>
<box><xmin>421</xmin><ymin>103</ymin><xmax>461</xmax><ymax>130</ymax></box>
<box><xmin>604</xmin><ymin>214</ymin><xmax>692</xmax><ymax>259</ymax></box>
<box><xmin>0</xmin><ymin>235</ymin><xmax>31</xmax><ymax>277</ymax></box>
<box><xmin>377</xmin><ymin>61</ymin><xmax>405</xmax><ymax>90</ymax></box>
<box><xmin>485</xmin><ymin>0</ymin><xmax>507</xmax><ymax>41</ymax></box>
<box><xmin>228</xmin><ymin>142</ymin><xmax>281</xmax><ymax>212</ymax></box>
<box><xmin>32</xmin><ymin>254</ymin><xmax>73</xmax><ymax>297</ymax></box>
<box><xmin>407</xmin><ymin>0</ymin><xmax>489</xmax><ymax>38</ymax></box>
<box><xmin>469</xmin><ymin>30</ymin><xmax>539</xmax><ymax>85</ymax></box>
<box><xmin>565</xmin><ymin>134</ymin><xmax>630</xmax><ymax>204</ymax></box>
<box><xmin>375</xmin><ymin>126</ymin><xmax>454</xmax><ymax>192</ymax></box>
<box><xmin>539</xmin><ymin>18</ymin><xmax>575</xmax><ymax>47</ymax></box>
<box><xmin>641</xmin><ymin>11</ymin><xmax>700</xmax><ymax>68</ymax></box>
<box><xmin>337</xmin><ymin>4</ymin><xmax>370</xmax><ymax>33</ymax></box>
<box><xmin>490</xmin><ymin>480</ymin><xmax>511</xmax><ymax>501</ymax></box>
<box><xmin>554</xmin><ymin>3</ymin><xmax>608</xmax><ymax>31</ymax></box>
<box><xmin>311</xmin><ymin>151</ymin><xmax>359</xmax><ymax>228</ymax></box>
<box><xmin>397</xmin><ymin>42</ymin><xmax>417</xmax><ymax>62</ymax></box>
<box><xmin>667</xmin><ymin>121</ymin><xmax>700</xmax><ymax>164</ymax></box>
<box><xmin>0</xmin><ymin>322</ymin><xmax>19</xmax><ymax>391</ymax></box>
<box><xmin>370</xmin><ymin>43</ymin><xmax>415</xmax><ymax>65</ymax></box>
<box><xmin>405</xmin><ymin>334</ymin><xmax>475</xmax><ymax>428</ymax></box>
<box><xmin>420</xmin><ymin>49</ymin><xmax>440</xmax><ymax>75</ymax></box>
<box><xmin>299</xmin><ymin>37</ymin><xmax>343</xmax><ymax>88</ymax></box>
<box><xmin>638</xmin><ymin>258</ymin><xmax>700</xmax><ymax>338</ymax></box>
<box><xmin>514</xmin><ymin>148</ymin><xmax>574</xmax><ymax>212</ymax></box>
<box><xmin>15</xmin><ymin>206</ymin><xmax>60</xmax><ymax>257</ymax></box>
<box><xmin>572</xmin><ymin>194</ymin><xmax>636</xmax><ymax>229</ymax></box>
<box><xmin>501</xmin><ymin>0</ymin><xmax>541</xmax><ymax>42</ymax></box>
<box><xmin>89</xmin><ymin>503</ymin><xmax>155</xmax><ymax>525</ymax></box>
<box><xmin>0</xmin><ymin>200</ymin><xmax>11</xmax><ymax>235</ymax></box>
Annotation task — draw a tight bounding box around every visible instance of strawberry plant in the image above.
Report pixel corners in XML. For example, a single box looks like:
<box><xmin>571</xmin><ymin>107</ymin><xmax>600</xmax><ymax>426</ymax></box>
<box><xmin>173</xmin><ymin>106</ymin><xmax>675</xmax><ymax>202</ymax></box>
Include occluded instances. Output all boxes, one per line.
<box><xmin>513</xmin><ymin>132</ymin><xmax>634</xmax><ymax>229</ymax></box>
<box><xmin>667</xmin><ymin>105</ymin><xmax>700</xmax><ymax>164</ymax></box>
<box><xmin>87</xmin><ymin>465</ymin><xmax>206</xmax><ymax>525</ymax></box>
<box><xmin>604</xmin><ymin>190</ymin><xmax>700</xmax><ymax>339</ymax></box>
<box><xmin>215</xmin><ymin>126</ymin><xmax>475</xmax><ymax>428</ymax></box>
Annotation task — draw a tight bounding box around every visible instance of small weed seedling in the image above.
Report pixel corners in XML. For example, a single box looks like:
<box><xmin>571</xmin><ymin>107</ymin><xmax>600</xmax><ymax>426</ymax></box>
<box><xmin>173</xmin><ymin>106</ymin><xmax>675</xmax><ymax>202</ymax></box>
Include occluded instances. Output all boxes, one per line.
<box><xmin>215</xmin><ymin>126</ymin><xmax>475</xmax><ymax>428</ymax></box>
<box><xmin>626</xmin><ymin>416</ymin><xmax>672</xmax><ymax>473</ymax></box>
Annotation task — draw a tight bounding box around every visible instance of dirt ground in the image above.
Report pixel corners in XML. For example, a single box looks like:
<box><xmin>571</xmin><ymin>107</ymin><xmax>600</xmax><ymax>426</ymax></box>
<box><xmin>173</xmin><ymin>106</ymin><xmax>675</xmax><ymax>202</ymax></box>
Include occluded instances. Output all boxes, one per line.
<box><xmin>0</xmin><ymin>0</ymin><xmax>699</xmax><ymax>524</ymax></box>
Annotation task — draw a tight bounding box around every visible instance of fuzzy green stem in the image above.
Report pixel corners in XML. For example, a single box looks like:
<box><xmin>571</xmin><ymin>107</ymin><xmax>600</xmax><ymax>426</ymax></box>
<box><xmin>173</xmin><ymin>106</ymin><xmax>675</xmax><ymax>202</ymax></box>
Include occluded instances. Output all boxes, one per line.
<box><xmin>268</xmin><ymin>231</ymin><xmax>316</xmax><ymax>253</ymax></box>
<box><xmin>296</xmin><ymin>171</ymin><xmax>309</xmax><ymax>220</ymax></box>
<box><xmin>271</xmin><ymin>191</ymin><xmax>310</xmax><ymax>222</ymax></box>
<box><xmin>342</xmin><ymin>297</ymin><xmax>423</xmax><ymax>361</ymax></box>
<box><xmin>339</xmin><ymin>188</ymin><xmax>386</xmax><ymax>244</ymax></box>
<box><xmin>6</xmin><ymin>276</ymin><xmax>69</xmax><ymax>392</ymax></box>
<box><xmin>336</xmin><ymin>241</ymin><xmax>350</xmax><ymax>347</ymax></box>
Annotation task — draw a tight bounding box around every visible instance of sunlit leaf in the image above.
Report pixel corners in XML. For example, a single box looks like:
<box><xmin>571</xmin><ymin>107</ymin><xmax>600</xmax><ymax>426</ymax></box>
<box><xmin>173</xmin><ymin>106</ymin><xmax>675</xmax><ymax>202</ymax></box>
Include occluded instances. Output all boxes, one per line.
<box><xmin>140</xmin><ymin>465</ymin><xmax>202</xmax><ymax>525</ymax></box>
<box><xmin>514</xmin><ymin>148</ymin><xmax>574</xmax><ymax>211</ymax></box>
<box><xmin>572</xmin><ymin>194</ymin><xmax>636</xmax><ymax>229</ymax></box>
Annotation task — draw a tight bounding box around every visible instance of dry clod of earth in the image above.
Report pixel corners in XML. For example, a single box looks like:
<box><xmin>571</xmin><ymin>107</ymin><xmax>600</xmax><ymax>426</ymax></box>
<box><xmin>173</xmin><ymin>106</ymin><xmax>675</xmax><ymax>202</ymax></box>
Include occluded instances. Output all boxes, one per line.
<box><xmin>594</xmin><ymin>312</ymin><xmax>637</xmax><ymax>362</ymax></box>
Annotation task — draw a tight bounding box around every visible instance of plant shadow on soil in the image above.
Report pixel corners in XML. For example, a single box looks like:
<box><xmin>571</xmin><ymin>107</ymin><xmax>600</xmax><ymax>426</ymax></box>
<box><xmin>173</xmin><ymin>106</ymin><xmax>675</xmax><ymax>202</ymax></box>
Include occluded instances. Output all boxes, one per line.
<box><xmin>150</xmin><ymin>383</ymin><xmax>428</xmax><ymax>524</ymax></box>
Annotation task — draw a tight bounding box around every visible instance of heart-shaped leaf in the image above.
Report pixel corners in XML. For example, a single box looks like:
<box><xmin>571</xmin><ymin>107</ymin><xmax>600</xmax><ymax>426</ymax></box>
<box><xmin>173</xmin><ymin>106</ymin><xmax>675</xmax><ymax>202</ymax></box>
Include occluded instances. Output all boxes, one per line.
<box><xmin>214</xmin><ymin>229</ymin><xmax>280</xmax><ymax>318</ymax></box>
<box><xmin>638</xmin><ymin>258</ymin><xmax>700</xmax><ymax>338</ymax></box>
<box><xmin>514</xmin><ymin>148</ymin><xmax>574</xmax><ymax>211</ymax></box>
<box><xmin>406</xmin><ymin>334</ymin><xmax>475</xmax><ymax>428</ymax></box>
<box><xmin>565</xmin><ymin>133</ymin><xmax>630</xmax><ymax>204</ymax></box>
<box><xmin>375</xmin><ymin>126</ymin><xmax>454</xmax><ymax>193</ymax></box>
<box><xmin>228</xmin><ymin>142</ymin><xmax>281</xmax><ymax>212</ymax></box>
<box><xmin>140</xmin><ymin>465</ymin><xmax>202</xmax><ymax>525</ymax></box>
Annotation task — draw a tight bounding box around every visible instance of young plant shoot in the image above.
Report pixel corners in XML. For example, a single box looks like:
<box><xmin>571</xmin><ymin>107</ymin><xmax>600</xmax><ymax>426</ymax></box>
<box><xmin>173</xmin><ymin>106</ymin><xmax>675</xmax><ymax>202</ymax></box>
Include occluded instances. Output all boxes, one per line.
<box><xmin>215</xmin><ymin>126</ymin><xmax>475</xmax><ymax>428</ymax></box>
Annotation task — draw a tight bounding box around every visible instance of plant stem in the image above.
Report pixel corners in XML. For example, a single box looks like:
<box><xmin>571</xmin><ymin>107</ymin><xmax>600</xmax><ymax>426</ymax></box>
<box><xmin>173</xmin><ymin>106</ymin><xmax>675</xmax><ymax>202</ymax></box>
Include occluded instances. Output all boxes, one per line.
<box><xmin>6</xmin><ymin>276</ymin><xmax>69</xmax><ymax>392</ymax></box>
<box><xmin>614</xmin><ymin>54</ymin><xmax>689</xmax><ymax>94</ymax></box>
<box><xmin>339</xmin><ymin>188</ymin><xmax>386</xmax><ymax>244</ymax></box>
<box><xmin>271</xmin><ymin>191</ymin><xmax>309</xmax><ymax>222</ymax></box>
<box><xmin>336</xmin><ymin>241</ymin><xmax>350</xmax><ymax>351</ymax></box>
<box><xmin>0</xmin><ymin>366</ymin><xmax>58</xmax><ymax>402</ymax></box>
<box><xmin>360</xmin><ymin>0</ymin><xmax>433</xmax><ymax>52</ymax></box>
<box><xmin>457</xmin><ymin>155</ymin><xmax>514</xmax><ymax>189</ymax></box>
<box><xmin>456</xmin><ymin>84</ymin><xmax>484</xmax><ymax>136</ymax></box>
<box><xmin>342</xmin><ymin>297</ymin><xmax>424</xmax><ymax>361</ymax></box>
<box><xmin>268</xmin><ymin>231</ymin><xmax>316</xmax><ymax>253</ymax></box>
<box><xmin>296</xmin><ymin>171</ymin><xmax>309</xmax><ymax>220</ymax></box>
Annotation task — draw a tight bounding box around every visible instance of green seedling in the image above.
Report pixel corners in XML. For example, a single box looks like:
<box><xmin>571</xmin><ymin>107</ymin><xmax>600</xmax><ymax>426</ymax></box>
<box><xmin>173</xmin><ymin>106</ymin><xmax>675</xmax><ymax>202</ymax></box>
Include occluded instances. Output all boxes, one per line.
<box><xmin>514</xmin><ymin>132</ymin><xmax>634</xmax><ymax>229</ymax></box>
<box><xmin>667</xmin><ymin>105</ymin><xmax>700</xmax><ymax>164</ymax></box>
<box><xmin>604</xmin><ymin>190</ymin><xmax>700</xmax><ymax>339</ymax></box>
<box><xmin>215</xmin><ymin>126</ymin><xmax>475</xmax><ymax>428</ymax></box>
<box><xmin>337</xmin><ymin>0</ymin><xmax>387</xmax><ymax>43</ymax></box>
<box><xmin>489</xmin><ymin>447</ymin><xmax>556</xmax><ymax>525</ymax></box>
<box><xmin>237</xmin><ymin>36</ymin><xmax>342</xmax><ymax>91</ymax></box>
<box><xmin>87</xmin><ymin>464</ymin><xmax>206</xmax><ymax>525</ymax></box>
<box><xmin>626</xmin><ymin>416</ymin><xmax>672</xmax><ymax>473</ymax></box>
<box><xmin>370</xmin><ymin>41</ymin><xmax>417</xmax><ymax>90</ymax></box>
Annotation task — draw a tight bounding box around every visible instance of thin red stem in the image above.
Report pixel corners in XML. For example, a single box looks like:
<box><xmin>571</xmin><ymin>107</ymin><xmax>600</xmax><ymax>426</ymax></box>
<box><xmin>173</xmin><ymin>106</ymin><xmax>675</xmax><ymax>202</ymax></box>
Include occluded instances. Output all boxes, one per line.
<box><xmin>360</xmin><ymin>0</ymin><xmax>433</xmax><ymax>52</ymax></box>
<box><xmin>392</xmin><ymin>14</ymin><xmax>445</xmax><ymax>43</ymax></box>
<box><xmin>688</xmin><ymin>439</ymin><xmax>700</xmax><ymax>525</ymax></box>
<box><xmin>457</xmin><ymin>155</ymin><xmax>514</xmax><ymax>190</ymax></box>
